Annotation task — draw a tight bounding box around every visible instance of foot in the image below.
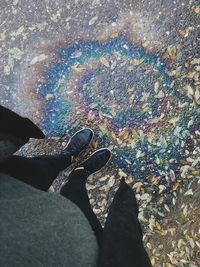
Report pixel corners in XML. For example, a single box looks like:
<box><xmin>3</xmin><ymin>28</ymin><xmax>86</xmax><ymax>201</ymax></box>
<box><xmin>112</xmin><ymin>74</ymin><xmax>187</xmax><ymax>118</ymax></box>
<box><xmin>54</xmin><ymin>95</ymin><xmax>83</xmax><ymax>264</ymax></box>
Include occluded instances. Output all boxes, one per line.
<box><xmin>63</xmin><ymin>128</ymin><xmax>94</xmax><ymax>158</ymax></box>
<box><xmin>76</xmin><ymin>148</ymin><xmax>111</xmax><ymax>175</ymax></box>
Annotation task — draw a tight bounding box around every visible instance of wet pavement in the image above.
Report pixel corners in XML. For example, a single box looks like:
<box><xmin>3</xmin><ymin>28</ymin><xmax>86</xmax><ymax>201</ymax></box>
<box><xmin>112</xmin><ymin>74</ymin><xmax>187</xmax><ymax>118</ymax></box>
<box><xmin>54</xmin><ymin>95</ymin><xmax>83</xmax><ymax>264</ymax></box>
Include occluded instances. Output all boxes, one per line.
<box><xmin>0</xmin><ymin>0</ymin><xmax>200</xmax><ymax>266</ymax></box>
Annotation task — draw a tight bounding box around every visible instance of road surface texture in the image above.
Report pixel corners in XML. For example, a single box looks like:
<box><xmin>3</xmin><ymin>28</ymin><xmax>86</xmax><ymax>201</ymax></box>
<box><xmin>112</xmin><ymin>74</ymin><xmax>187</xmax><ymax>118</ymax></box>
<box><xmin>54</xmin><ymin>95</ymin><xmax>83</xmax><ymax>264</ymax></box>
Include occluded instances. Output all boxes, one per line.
<box><xmin>0</xmin><ymin>0</ymin><xmax>199</xmax><ymax>266</ymax></box>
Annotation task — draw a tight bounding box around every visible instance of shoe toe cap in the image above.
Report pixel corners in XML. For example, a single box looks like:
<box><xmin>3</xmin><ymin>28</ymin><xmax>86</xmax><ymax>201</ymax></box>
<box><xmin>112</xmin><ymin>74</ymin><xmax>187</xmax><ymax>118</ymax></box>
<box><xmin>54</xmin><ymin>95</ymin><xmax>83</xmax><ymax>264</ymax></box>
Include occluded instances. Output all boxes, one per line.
<box><xmin>82</xmin><ymin>128</ymin><xmax>93</xmax><ymax>139</ymax></box>
<box><xmin>100</xmin><ymin>148</ymin><xmax>111</xmax><ymax>161</ymax></box>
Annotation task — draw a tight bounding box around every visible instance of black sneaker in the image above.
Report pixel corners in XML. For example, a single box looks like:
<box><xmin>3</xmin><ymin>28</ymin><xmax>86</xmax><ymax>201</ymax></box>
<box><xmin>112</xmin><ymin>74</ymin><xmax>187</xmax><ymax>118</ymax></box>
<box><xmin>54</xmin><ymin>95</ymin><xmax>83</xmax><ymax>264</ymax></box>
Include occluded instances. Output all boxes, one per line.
<box><xmin>63</xmin><ymin>128</ymin><xmax>94</xmax><ymax>157</ymax></box>
<box><xmin>79</xmin><ymin>148</ymin><xmax>111</xmax><ymax>175</ymax></box>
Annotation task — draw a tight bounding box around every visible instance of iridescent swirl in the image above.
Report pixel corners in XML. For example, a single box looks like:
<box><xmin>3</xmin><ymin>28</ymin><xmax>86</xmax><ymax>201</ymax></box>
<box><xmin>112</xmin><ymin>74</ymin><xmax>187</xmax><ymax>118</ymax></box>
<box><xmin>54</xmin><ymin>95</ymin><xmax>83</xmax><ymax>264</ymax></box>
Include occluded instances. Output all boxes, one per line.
<box><xmin>36</xmin><ymin>33</ymin><xmax>198</xmax><ymax>180</ymax></box>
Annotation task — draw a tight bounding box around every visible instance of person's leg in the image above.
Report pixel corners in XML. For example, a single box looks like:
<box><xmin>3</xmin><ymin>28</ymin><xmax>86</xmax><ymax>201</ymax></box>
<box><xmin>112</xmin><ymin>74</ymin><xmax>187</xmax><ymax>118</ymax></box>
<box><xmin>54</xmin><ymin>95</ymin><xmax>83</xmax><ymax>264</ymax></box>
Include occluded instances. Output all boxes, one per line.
<box><xmin>60</xmin><ymin>148</ymin><xmax>111</xmax><ymax>246</ymax></box>
<box><xmin>0</xmin><ymin>128</ymin><xmax>94</xmax><ymax>191</ymax></box>
<box><xmin>98</xmin><ymin>178</ymin><xmax>152</xmax><ymax>267</ymax></box>
<box><xmin>60</xmin><ymin>168</ymin><xmax>103</xmax><ymax>246</ymax></box>
<box><xmin>0</xmin><ymin>153</ymin><xmax>71</xmax><ymax>191</ymax></box>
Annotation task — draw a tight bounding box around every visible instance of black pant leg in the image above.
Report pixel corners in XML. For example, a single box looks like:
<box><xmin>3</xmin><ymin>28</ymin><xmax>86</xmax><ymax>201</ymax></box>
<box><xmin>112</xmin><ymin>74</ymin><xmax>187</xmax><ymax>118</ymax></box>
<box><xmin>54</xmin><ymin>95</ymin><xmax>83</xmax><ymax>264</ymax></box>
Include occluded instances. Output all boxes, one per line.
<box><xmin>98</xmin><ymin>178</ymin><xmax>152</xmax><ymax>267</ymax></box>
<box><xmin>0</xmin><ymin>153</ymin><xmax>71</xmax><ymax>191</ymax></box>
<box><xmin>60</xmin><ymin>169</ymin><xmax>103</xmax><ymax>246</ymax></box>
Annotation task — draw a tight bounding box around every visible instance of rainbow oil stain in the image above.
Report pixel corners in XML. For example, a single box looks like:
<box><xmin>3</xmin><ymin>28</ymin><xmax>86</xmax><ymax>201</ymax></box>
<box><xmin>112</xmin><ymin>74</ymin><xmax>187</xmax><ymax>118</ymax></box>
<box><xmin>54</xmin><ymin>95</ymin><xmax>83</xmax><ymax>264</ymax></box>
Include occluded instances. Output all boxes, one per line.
<box><xmin>35</xmin><ymin>33</ymin><xmax>198</xmax><ymax>180</ymax></box>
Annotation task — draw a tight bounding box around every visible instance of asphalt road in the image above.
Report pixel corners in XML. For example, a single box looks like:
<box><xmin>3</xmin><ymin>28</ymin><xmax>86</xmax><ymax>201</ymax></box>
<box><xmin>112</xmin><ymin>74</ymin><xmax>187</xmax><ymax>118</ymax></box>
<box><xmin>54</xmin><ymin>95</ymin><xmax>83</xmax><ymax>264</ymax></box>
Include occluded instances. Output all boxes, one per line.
<box><xmin>0</xmin><ymin>0</ymin><xmax>199</xmax><ymax>265</ymax></box>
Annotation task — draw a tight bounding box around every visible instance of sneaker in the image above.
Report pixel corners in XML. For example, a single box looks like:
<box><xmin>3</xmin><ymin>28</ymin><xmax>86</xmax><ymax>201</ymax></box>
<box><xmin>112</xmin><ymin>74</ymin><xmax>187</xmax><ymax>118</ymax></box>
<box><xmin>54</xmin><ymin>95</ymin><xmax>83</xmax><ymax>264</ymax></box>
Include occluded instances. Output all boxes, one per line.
<box><xmin>63</xmin><ymin>128</ymin><xmax>94</xmax><ymax>157</ymax></box>
<box><xmin>77</xmin><ymin>148</ymin><xmax>111</xmax><ymax>175</ymax></box>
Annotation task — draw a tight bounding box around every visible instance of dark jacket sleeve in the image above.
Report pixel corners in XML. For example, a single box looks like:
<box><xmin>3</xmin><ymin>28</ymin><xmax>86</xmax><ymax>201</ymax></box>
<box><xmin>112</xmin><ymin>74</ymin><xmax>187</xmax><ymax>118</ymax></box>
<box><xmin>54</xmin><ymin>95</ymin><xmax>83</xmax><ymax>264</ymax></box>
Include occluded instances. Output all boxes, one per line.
<box><xmin>0</xmin><ymin>105</ymin><xmax>45</xmax><ymax>139</ymax></box>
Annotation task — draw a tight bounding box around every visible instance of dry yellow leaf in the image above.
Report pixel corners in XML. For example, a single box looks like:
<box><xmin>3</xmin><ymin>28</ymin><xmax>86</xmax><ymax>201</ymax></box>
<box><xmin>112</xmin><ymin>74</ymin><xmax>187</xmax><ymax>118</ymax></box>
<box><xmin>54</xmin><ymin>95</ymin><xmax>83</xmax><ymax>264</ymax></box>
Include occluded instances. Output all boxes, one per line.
<box><xmin>180</xmin><ymin>29</ymin><xmax>188</xmax><ymax>36</ymax></box>
<box><xmin>155</xmin><ymin>90</ymin><xmax>165</xmax><ymax>98</ymax></box>
<box><xmin>127</xmin><ymin>66</ymin><xmax>134</xmax><ymax>71</ymax></box>
<box><xmin>172</xmin><ymin>182</ymin><xmax>180</xmax><ymax>190</ymax></box>
<box><xmin>132</xmin><ymin>59</ymin><xmax>144</xmax><ymax>66</ymax></box>
<box><xmin>150</xmin><ymin>256</ymin><xmax>155</xmax><ymax>265</ymax></box>
<box><xmin>167</xmin><ymin>45</ymin><xmax>177</xmax><ymax>57</ymax></box>
<box><xmin>123</xmin><ymin>130</ymin><xmax>129</xmax><ymax>139</ymax></box>
<box><xmin>159</xmin><ymin>197</ymin><xmax>164</xmax><ymax>204</ymax></box>
<box><xmin>118</xmin><ymin>169</ymin><xmax>127</xmax><ymax>177</ymax></box>
<box><xmin>133</xmin><ymin>182</ymin><xmax>143</xmax><ymax>189</ymax></box>
<box><xmin>195</xmin><ymin>65</ymin><xmax>200</xmax><ymax>71</ymax></box>
<box><xmin>11</xmin><ymin>26</ymin><xmax>24</xmax><ymax>36</ymax></box>
<box><xmin>184</xmin><ymin>84</ymin><xmax>194</xmax><ymax>95</ymax></box>
<box><xmin>186</xmin><ymin>71</ymin><xmax>196</xmax><ymax>79</ymax></box>
<box><xmin>71</xmin><ymin>62</ymin><xmax>86</xmax><ymax>72</ymax></box>
<box><xmin>194</xmin><ymin>7</ymin><xmax>200</xmax><ymax>14</ymax></box>
<box><xmin>191</xmin><ymin>58</ymin><xmax>200</xmax><ymax>65</ymax></box>
<box><xmin>30</xmin><ymin>54</ymin><xmax>48</xmax><ymax>65</ymax></box>
<box><xmin>111</xmin><ymin>131</ymin><xmax>117</xmax><ymax>139</ymax></box>
<box><xmin>49</xmin><ymin>185</ymin><xmax>55</xmax><ymax>192</ymax></box>
<box><xmin>168</xmin><ymin>70</ymin><xmax>177</xmax><ymax>76</ymax></box>
<box><xmin>110</xmin><ymin>32</ymin><xmax>118</xmax><ymax>38</ymax></box>
<box><xmin>185</xmin><ymin>234</ymin><xmax>190</xmax><ymax>241</ymax></box>
<box><xmin>155</xmin><ymin>221</ymin><xmax>161</xmax><ymax>230</ymax></box>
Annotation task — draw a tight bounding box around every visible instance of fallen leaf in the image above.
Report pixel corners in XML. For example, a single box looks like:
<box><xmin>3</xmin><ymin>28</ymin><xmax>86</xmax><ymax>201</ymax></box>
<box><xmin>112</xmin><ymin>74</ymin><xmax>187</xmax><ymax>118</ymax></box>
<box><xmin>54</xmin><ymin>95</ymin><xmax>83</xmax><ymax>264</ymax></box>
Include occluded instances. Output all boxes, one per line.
<box><xmin>132</xmin><ymin>59</ymin><xmax>144</xmax><ymax>65</ymax></box>
<box><xmin>194</xmin><ymin>7</ymin><xmax>200</xmax><ymax>14</ymax></box>
<box><xmin>118</xmin><ymin>169</ymin><xmax>127</xmax><ymax>177</ymax></box>
<box><xmin>4</xmin><ymin>65</ymin><xmax>10</xmax><ymax>75</ymax></box>
<box><xmin>30</xmin><ymin>54</ymin><xmax>48</xmax><ymax>64</ymax></box>
<box><xmin>159</xmin><ymin>185</ymin><xmax>166</xmax><ymax>194</ymax></box>
<box><xmin>70</xmin><ymin>50</ymin><xmax>82</xmax><ymax>58</ymax></box>
<box><xmin>133</xmin><ymin>182</ymin><xmax>143</xmax><ymax>189</ymax></box>
<box><xmin>191</xmin><ymin>58</ymin><xmax>200</xmax><ymax>65</ymax></box>
<box><xmin>107</xmin><ymin>176</ymin><xmax>115</xmax><ymax>187</ymax></box>
<box><xmin>89</xmin><ymin>16</ymin><xmax>98</xmax><ymax>25</ymax></box>
<box><xmin>100</xmin><ymin>57</ymin><xmax>110</xmax><ymax>68</ymax></box>
<box><xmin>167</xmin><ymin>45</ymin><xmax>177</xmax><ymax>57</ymax></box>
<box><xmin>11</xmin><ymin>26</ymin><xmax>24</xmax><ymax>36</ymax></box>
<box><xmin>184</xmin><ymin>189</ymin><xmax>193</xmax><ymax>196</ymax></box>
<box><xmin>179</xmin><ymin>27</ymin><xmax>193</xmax><ymax>37</ymax></box>
<box><xmin>8</xmin><ymin>47</ymin><xmax>23</xmax><ymax>59</ymax></box>
<box><xmin>172</xmin><ymin>182</ymin><xmax>179</xmax><ymax>190</ymax></box>
<box><xmin>155</xmin><ymin>90</ymin><xmax>165</xmax><ymax>98</ymax></box>
<box><xmin>195</xmin><ymin>89</ymin><xmax>200</xmax><ymax>101</ymax></box>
